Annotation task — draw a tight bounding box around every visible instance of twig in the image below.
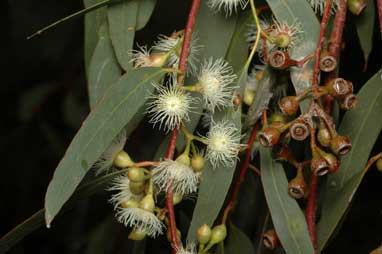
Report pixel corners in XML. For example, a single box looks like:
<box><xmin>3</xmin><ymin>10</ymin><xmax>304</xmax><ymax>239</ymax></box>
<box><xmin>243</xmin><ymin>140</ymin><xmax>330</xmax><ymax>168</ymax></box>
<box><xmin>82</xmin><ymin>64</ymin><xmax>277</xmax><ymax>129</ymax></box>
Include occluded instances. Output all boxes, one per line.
<box><xmin>306</xmin><ymin>171</ymin><xmax>319</xmax><ymax>251</ymax></box>
<box><xmin>363</xmin><ymin>152</ymin><xmax>382</xmax><ymax>173</ymax></box>
<box><xmin>165</xmin><ymin>0</ymin><xmax>201</xmax><ymax>252</ymax></box>
<box><xmin>377</xmin><ymin>0</ymin><xmax>382</xmax><ymax>33</ymax></box>
<box><xmin>328</xmin><ymin>0</ymin><xmax>348</xmax><ymax>59</ymax></box>
<box><xmin>221</xmin><ymin>123</ymin><xmax>260</xmax><ymax>224</ymax></box>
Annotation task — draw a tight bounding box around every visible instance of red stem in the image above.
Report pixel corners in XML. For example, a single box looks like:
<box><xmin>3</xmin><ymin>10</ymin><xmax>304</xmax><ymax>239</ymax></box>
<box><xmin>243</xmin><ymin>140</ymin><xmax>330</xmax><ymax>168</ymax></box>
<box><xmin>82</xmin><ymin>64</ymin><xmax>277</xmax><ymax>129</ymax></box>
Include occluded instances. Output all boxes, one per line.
<box><xmin>312</xmin><ymin>0</ymin><xmax>333</xmax><ymax>94</ymax></box>
<box><xmin>306</xmin><ymin>172</ymin><xmax>319</xmax><ymax>251</ymax></box>
<box><xmin>328</xmin><ymin>0</ymin><xmax>347</xmax><ymax>58</ymax></box>
<box><xmin>377</xmin><ymin>0</ymin><xmax>382</xmax><ymax>32</ymax></box>
<box><xmin>222</xmin><ymin>123</ymin><xmax>260</xmax><ymax>224</ymax></box>
<box><xmin>165</xmin><ymin>0</ymin><xmax>201</xmax><ymax>252</ymax></box>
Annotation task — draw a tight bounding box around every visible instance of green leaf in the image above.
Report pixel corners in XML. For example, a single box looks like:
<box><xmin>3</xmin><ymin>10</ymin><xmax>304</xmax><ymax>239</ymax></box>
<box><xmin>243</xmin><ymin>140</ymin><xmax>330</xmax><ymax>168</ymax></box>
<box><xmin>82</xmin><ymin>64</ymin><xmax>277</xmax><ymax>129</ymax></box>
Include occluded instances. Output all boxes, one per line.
<box><xmin>224</xmin><ymin>223</ymin><xmax>254</xmax><ymax>254</ymax></box>
<box><xmin>84</xmin><ymin>0</ymin><xmax>108</xmax><ymax>75</ymax></box>
<box><xmin>107</xmin><ymin>0</ymin><xmax>139</xmax><ymax>71</ymax></box>
<box><xmin>260</xmin><ymin>147</ymin><xmax>314</xmax><ymax>254</ymax></box>
<box><xmin>317</xmin><ymin>69</ymin><xmax>382</xmax><ymax>251</ymax></box>
<box><xmin>0</xmin><ymin>169</ymin><xmax>128</xmax><ymax>253</ymax></box>
<box><xmin>265</xmin><ymin>0</ymin><xmax>320</xmax><ymax>112</ymax></box>
<box><xmin>136</xmin><ymin>0</ymin><xmax>157</xmax><ymax>30</ymax></box>
<box><xmin>88</xmin><ymin>22</ymin><xmax>122</xmax><ymax>109</ymax></box>
<box><xmin>355</xmin><ymin>0</ymin><xmax>375</xmax><ymax>64</ymax></box>
<box><xmin>187</xmin><ymin>107</ymin><xmax>242</xmax><ymax>242</ymax></box>
<box><xmin>44</xmin><ymin>68</ymin><xmax>167</xmax><ymax>226</ymax></box>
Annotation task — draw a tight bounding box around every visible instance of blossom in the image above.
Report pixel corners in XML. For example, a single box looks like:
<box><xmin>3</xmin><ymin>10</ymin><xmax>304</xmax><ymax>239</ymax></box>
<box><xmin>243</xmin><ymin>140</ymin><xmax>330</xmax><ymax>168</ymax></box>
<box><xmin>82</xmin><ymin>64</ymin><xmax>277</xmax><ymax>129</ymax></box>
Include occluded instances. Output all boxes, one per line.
<box><xmin>152</xmin><ymin>34</ymin><xmax>201</xmax><ymax>74</ymax></box>
<box><xmin>270</xmin><ymin>18</ymin><xmax>303</xmax><ymax>50</ymax></box>
<box><xmin>146</xmin><ymin>82</ymin><xmax>194</xmax><ymax>132</ymax></box>
<box><xmin>116</xmin><ymin>207</ymin><xmax>165</xmax><ymax>237</ymax></box>
<box><xmin>108</xmin><ymin>174</ymin><xmax>142</xmax><ymax>209</ymax></box>
<box><xmin>129</xmin><ymin>45</ymin><xmax>168</xmax><ymax>68</ymax></box>
<box><xmin>175</xmin><ymin>243</ymin><xmax>197</xmax><ymax>254</ymax></box>
<box><xmin>197</xmin><ymin>58</ymin><xmax>237</xmax><ymax>111</ymax></box>
<box><xmin>205</xmin><ymin>120</ymin><xmax>242</xmax><ymax>168</ymax></box>
<box><xmin>308</xmin><ymin>0</ymin><xmax>338</xmax><ymax>15</ymax></box>
<box><xmin>93</xmin><ymin>129</ymin><xmax>126</xmax><ymax>175</ymax></box>
<box><xmin>207</xmin><ymin>0</ymin><xmax>248</xmax><ymax>16</ymax></box>
<box><xmin>152</xmin><ymin>160</ymin><xmax>199</xmax><ymax>196</ymax></box>
<box><xmin>246</xmin><ymin>18</ymin><xmax>274</xmax><ymax>60</ymax></box>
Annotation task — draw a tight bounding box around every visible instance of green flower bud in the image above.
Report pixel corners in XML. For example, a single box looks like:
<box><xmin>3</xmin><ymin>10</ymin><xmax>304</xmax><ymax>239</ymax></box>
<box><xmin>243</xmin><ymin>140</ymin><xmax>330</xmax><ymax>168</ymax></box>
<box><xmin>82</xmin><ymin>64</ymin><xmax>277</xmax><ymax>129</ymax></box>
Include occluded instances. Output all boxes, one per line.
<box><xmin>128</xmin><ymin>167</ymin><xmax>146</xmax><ymax>182</ymax></box>
<box><xmin>191</xmin><ymin>154</ymin><xmax>205</xmax><ymax>172</ymax></box>
<box><xmin>173</xmin><ymin>193</ymin><xmax>183</xmax><ymax>205</ymax></box>
<box><xmin>376</xmin><ymin>158</ymin><xmax>382</xmax><ymax>172</ymax></box>
<box><xmin>197</xmin><ymin>224</ymin><xmax>212</xmax><ymax>244</ymax></box>
<box><xmin>113</xmin><ymin>150</ymin><xmax>134</xmax><ymax>168</ymax></box>
<box><xmin>129</xmin><ymin>228</ymin><xmax>147</xmax><ymax>240</ymax></box>
<box><xmin>139</xmin><ymin>194</ymin><xmax>155</xmax><ymax>212</ymax></box>
<box><xmin>243</xmin><ymin>88</ymin><xmax>256</xmax><ymax>106</ymax></box>
<box><xmin>176</xmin><ymin>153</ymin><xmax>191</xmax><ymax>166</ymax></box>
<box><xmin>210</xmin><ymin>224</ymin><xmax>227</xmax><ymax>244</ymax></box>
<box><xmin>121</xmin><ymin>198</ymin><xmax>139</xmax><ymax>209</ymax></box>
<box><xmin>129</xmin><ymin>181</ymin><xmax>146</xmax><ymax>195</ymax></box>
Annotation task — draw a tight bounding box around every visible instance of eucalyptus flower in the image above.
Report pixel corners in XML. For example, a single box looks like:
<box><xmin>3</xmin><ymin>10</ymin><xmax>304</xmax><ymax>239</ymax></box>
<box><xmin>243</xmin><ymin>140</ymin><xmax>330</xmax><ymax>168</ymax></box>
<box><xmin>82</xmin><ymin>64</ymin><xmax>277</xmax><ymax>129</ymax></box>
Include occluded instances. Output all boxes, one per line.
<box><xmin>308</xmin><ymin>0</ymin><xmax>338</xmax><ymax>15</ymax></box>
<box><xmin>207</xmin><ymin>0</ymin><xmax>248</xmax><ymax>15</ymax></box>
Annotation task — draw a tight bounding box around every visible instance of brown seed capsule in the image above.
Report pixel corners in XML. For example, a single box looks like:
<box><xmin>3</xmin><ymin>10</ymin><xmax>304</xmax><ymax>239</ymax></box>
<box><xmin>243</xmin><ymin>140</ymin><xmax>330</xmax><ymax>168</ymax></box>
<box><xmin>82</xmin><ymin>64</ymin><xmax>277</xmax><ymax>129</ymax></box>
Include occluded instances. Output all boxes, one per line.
<box><xmin>348</xmin><ymin>0</ymin><xmax>367</xmax><ymax>15</ymax></box>
<box><xmin>274</xmin><ymin>145</ymin><xmax>295</xmax><ymax>162</ymax></box>
<box><xmin>311</xmin><ymin>154</ymin><xmax>330</xmax><ymax>176</ymax></box>
<box><xmin>322</xmin><ymin>152</ymin><xmax>341</xmax><ymax>173</ymax></box>
<box><xmin>320</xmin><ymin>49</ymin><xmax>337</xmax><ymax>72</ymax></box>
<box><xmin>288</xmin><ymin>170</ymin><xmax>308</xmax><ymax>199</ymax></box>
<box><xmin>279</xmin><ymin>96</ymin><xmax>300</xmax><ymax>116</ymax></box>
<box><xmin>263</xmin><ymin>229</ymin><xmax>280</xmax><ymax>250</ymax></box>
<box><xmin>290</xmin><ymin>119</ymin><xmax>310</xmax><ymax>141</ymax></box>
<box><xmin>268</xmin><ymin>50</ymin><xmax>292</xmax><ymax>70</ymax></box>
<box><xmin>317</xmin><ymin>121</ymin><xmax>331</xmax><ymax>147</ymax></box>
<box><xmin>258</xmin><ymin>127</ymin><xmax>281</xmax><ymax>147</ymax></box>
<box><xmin>331</xmin><ymin>135</ymin><xmax>352</xmax><ymax>156</ymax></box>
<box><xmin>328</xmin><ymin>78</ymin><xmax>353</xmax><ymax>97</ymax></box>
<box><xmin>339</xmin><ymin>94</ymin><xmax>358</xmax><ymax>110</ymax></box>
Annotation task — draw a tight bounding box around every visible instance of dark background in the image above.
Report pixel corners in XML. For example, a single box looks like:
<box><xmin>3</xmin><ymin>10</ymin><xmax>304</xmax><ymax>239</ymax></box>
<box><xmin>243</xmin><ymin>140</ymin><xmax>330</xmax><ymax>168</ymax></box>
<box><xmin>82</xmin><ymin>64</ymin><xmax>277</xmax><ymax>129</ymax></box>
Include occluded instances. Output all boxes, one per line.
<box><xmin>1</xmin><ymin>0</ymin><xmax>381</xmax><ymax>253</ymax></box>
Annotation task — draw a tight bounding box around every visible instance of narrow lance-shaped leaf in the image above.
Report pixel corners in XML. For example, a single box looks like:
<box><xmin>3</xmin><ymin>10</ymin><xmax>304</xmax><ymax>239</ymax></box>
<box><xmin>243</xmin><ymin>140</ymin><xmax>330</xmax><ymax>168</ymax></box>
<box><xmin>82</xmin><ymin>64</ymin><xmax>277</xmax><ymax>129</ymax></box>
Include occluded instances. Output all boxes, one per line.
<box><xmin>317</xmin><ymin>69</ymin><xmax>382</xmax><ymax>251</ymax></box>
<box><xmin>88</xmin><ymin>22</ymin><xmax>121</xmax><ymax>109</ymax></box>
<box><xmin>44</xmin><ymin>68</ymin><xmax>167</xmax><ymax>226</ymax></box>
<box><xmin>265</xmin><ymin>0</ymin><xmax>320</xmax><ymax>112</ymax></box>
<box><xmin>84</xmin><ymin>0</ymin><xmax>108</xmax><ymax>75</ymax></box>
<box><xmin>355</xmin><ymin>0</ymin><xmax>375</xmax><ymax>64</ymax></box>
<box><xmin>0</xmin><ymin>168</ymin><xmax>129</xmax><ymax>253</ymax></box>
<box><xmin>260</xmin><ymin>147</ymin><xmax>314</xmax><ymax>254</ymax></box>
<box><xmin>107</xmin><ymin>0</ymin><xmax>139</xmax><ymax>71</ymax></box>
<box><xmin>136</xmin><ymin>0</ymin><xmax>157</xmax><ymax>30</ymax></box>
<box><xmin>187</xmin><ymin>107</ymin><xmax>242</xmax><ymax>242</ymax></box>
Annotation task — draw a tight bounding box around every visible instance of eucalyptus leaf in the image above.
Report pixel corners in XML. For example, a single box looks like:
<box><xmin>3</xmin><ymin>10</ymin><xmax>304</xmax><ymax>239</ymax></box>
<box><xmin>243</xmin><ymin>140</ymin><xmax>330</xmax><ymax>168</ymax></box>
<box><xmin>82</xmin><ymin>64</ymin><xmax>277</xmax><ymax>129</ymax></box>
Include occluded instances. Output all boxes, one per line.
<box><xmin>44</xmin><ymin>68</ymin><xmax>167</xmax><ymax>226</ymax></box>
<box><xmin>224</xmin><ymin>223</ymin><xmax>254</xmax><ymax>254</ymax></box>
<box><xmin>260</xmin><ymin>147</ymin><xmax>314</xmax><ymax>254</ymax></box>
<box><xmin>0</xmin><ymin>169</ymin><xmax>129</xmax><ymax>253</ymax></box>
<box><xmin>355</xmin><ymin>0</ymin><xmax>375</xmax><ymax>64</ymax></box>
<box><xmin>187</xmin><ymin>107</ymin><xmax>242</xmax><ymax>242</ymax></box>
<box><xmin>265</xmin><ymin>0</ymin><xmax>320</xmax><ymax>112</ymax></box>
<box><xmin>88</xmin><ymin>22</ymin><xmax>121</xmax><ymax>109</ymax></box>
<box><xmin>107</xmin><ymin>0</ymin><xmax>139</xmax><ymax>71</ymax></box>
<box><xmin>136</xmin><ymin>0</ymin><xmax>157</xmax><ymax>30</ymax></box>
<box><xmin>84</xmin><ymin>0</ymin><xmax>108</xmax><ymax>75</ymax></box>
<box><xmin>317</xmin><ymin>69</ymin><xmax>382</xmax><ymax>251</ymax></box>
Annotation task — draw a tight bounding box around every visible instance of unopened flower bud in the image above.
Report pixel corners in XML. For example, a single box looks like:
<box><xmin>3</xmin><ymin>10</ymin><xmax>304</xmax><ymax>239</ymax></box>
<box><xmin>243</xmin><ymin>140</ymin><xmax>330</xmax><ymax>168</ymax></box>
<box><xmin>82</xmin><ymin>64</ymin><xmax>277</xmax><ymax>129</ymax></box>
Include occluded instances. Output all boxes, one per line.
<box><xmin>176</xmin><ymin>153</ymin><xmax>191</xmax><ymax>166</ymax></box>
<box><xmin>348</xmin><ymin>0</ymin><xmax>367</xmax><ymax>15</ymax></box>
<box><xmin>129</xmin><ymin>181</ymin><xmax>146</xmax><ymax>195</ymax></box>
<box><xmin>148</xmin><ymin>53</ymin><xmax>169</xmax><ymax>67</ymax></box>
<box><xmin>129</xmin><ymin>228</ymin><xmax>147</xmax><ymax>240</ymax></box>
<box><xmin>113</xmin><ymin>150</ymin><xmax>134</xmax><ymax>168</ymax></box>
<box><xmin>279</xmin><ymin>96</ymin><xmax>300</xmax><ymax>116</ymax></box>
<box><xmin>328</xmin><ymin>78</ymin><xmax>353</xmax><ymax>97</ymax></box>
<box><xmin>173</xmin><ymin>193</ymin><xmax>183</xmax><ymax>205</ymax></box>
<box><xmin>243</xmin><ymin>88</ymin><xmax>256</xmax><ymax>106</ymax></box>
<box><xmin>339</xmin><ymin>94</ymin><xmax>358</xmax><ymax>110</ymax></box>
<box><xmin>268</xmin><ymin>50</ymin><xmax>292</xmax><ymax>70</ymax></box>
<box><xmin>269</xmin><ymin>112</ymin><xmax>287</xmax><ymax>124</ymax></box>
<box><xmin>166</xmin><ymin>228</ymin><xmax>181</xmax><ymax>243</ymax></box>
<box><xmin>290</xmin><ymin>119</ymin><xmax>310</xmax><ymax>141</ymax></box>
<box><xmin>258</xmin><ymin>127</ymin><xmax>281</xmax><ymax>147</ymax></box>
<box><xmin>197</xmin><ymin>224</ymin><xmax>212</xmax><ymax>244</ymax></box>
<box><xmin>139</xmin><ymin>194</ymin><xmax>155</xmax><ymax>212</ymax></box>
<box><xmin>317</xmin><ymin>121</ymin><xmax>331</xmax><ymax>147</ymax></box>
<box><xmin>263</xmin><ymin>229</ymin><xmax>280</xmax><ymax>250</ymax></box>
<box><xmin>288</xmin><ymin>170</ymin><xmax>308</xmax><ymax>199</ymax></box>
<box><xmin>191</xmin><ymin>154</ymin><xmax>205</xmax><ymax>172</ymax></box>
<box><xmin>210</xmin><ymin>224</ymin><xmax>227</xmax><ymax>244</ymax></box>
<box><xmin>376</xmin><ymin>158</ymin><xmax>382</xmax><ymax>172</ymax></box>
<box><xmin>128</xmin><ymin>167</ymin><xmax>146</xmax><ymax>182</ymax></box>
<box><xmin>121</xmin><ymin>198</ymin><xmax>139</xmax><ymax>209</ymax></box>
<box><xmin>320</xmin><ymin>49</ymin><xmax>337</xmax><ymax>72</ymax></box>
